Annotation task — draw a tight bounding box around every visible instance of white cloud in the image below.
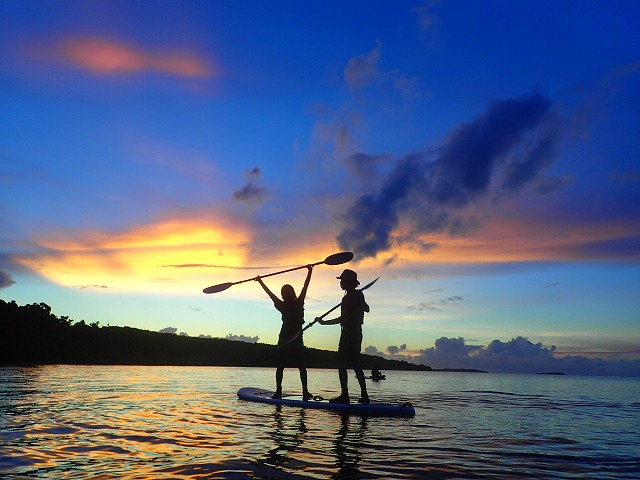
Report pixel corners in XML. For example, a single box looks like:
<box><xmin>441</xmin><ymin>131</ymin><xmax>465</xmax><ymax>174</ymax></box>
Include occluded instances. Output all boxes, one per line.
<box><xmin>226</xmin><ymin>333</ymin><xmax>259</xmax><ymax>343</ymax></box>
<box><xmin>408</xmin><ymin>336</ymin><xmax>640</xmax><ymax>376</ymax></box>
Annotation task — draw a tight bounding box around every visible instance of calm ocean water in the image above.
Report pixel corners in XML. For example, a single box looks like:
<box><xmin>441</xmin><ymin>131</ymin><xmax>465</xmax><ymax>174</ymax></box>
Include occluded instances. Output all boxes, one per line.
<box><xmin>1</xmin><ymin>365</ymin><xmax>638</xmax><ymax>479</ymax></box>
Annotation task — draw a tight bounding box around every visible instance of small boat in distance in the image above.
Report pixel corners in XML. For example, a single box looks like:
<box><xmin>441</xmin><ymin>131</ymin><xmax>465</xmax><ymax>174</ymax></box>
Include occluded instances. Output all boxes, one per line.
<box><xmin>368</xmin><ymin>365</ymin><xmax>386</xmax><ymax>381</ymax></box>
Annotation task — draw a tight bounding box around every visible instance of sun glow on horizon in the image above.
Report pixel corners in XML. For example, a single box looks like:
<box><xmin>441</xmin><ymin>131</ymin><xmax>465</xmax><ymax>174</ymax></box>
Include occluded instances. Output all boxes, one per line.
<box><xmin>16</xmin><ymin>216</ymin><xmax>252</xmax><ymax>294</ymax></box>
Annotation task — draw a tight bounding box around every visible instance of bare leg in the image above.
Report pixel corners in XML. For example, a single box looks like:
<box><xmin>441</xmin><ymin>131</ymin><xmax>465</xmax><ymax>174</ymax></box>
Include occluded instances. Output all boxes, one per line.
<box><xmin>354</xmin><ymin>367</ymin><xmax>369</xmax><ymax>403</ymax></box>
<box><xmin>274</xmin><ymin>366</ymin><xmax>284</xmax><ymax>398</ymax></box>
<box><xmin>299</xmin><ymin>367</ymin><xmax>311</xmax><ymax>399</ymax></box>
<box><xmin>338</xmin><ymin>367</ymin><xmax>349</xmax><ymax>397</ymax></box>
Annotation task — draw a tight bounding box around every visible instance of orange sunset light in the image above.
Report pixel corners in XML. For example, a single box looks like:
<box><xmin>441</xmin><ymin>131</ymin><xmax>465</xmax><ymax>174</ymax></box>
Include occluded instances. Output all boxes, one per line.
<box><xmin>399</xmin><ymin>215</ymin><xmax>640</xmax><ymax>265</ymax></box>
<box><xmin>17</xmin><ymin>218</ymin><xmax>251</xmax><ymax>293</ymax></box>
<box><xmin>58</xmin><ymin>37</ymin><xmax>214</xmax><ymax>77</ymax></box>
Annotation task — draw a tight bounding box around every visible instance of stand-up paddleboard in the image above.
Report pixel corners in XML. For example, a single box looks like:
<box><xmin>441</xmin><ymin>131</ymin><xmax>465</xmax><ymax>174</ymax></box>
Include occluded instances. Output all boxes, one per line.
<box><xmin>237</xmin><ymin>387</ymin><xmax>415</xmax><ymax>418</ymax></box>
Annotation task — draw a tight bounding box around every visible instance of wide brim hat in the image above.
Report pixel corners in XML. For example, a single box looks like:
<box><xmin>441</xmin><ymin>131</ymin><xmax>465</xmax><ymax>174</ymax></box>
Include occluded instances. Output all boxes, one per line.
<box><xmin>337</xmin><ymin>269</ymin><xmax>360</xmax><ymax>285</ymax></box>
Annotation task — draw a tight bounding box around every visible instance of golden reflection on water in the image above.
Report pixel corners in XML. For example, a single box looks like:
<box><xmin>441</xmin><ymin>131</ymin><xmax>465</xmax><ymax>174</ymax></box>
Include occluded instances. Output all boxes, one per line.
<box><xmin>1</xmin><ymin>365</ymin><xmax>252</xmax><ymax>478</ymax></box>
<box><xmin>1</xmin><ymin>365</ymin><xmax>638</xmax><ymax>479</ymax></box>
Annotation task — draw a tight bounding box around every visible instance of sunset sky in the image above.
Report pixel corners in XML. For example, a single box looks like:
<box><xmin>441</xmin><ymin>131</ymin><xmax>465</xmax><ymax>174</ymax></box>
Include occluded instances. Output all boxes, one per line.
<box><xmin>2</xmin><ymin>1</ymin><xmax>639</xmax><ymax>375</ymax></box>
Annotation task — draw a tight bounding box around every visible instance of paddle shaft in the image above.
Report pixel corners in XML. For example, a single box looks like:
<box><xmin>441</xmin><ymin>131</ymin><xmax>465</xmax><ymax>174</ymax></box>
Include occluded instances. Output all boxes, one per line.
<box><xmin>234</xmin><ymin>259</ymin><xmax>323</xmax><ymax>285</ymax></box>
<box><xmin>203</xmin><ymin>252</ymin><xmax>353</xmax><ymax>294</ymax></box>
<box><xmin>297</xmin><ymin>302</ymin><xmax>341</xmax><ymax>337</ymax></box>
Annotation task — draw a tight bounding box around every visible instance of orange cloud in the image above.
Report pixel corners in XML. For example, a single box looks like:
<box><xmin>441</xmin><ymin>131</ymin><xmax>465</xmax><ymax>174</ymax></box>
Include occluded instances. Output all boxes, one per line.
<box><xmin>57</xmin><ymin>37</ymin><xmax>214</xmax><ymax>77</ymax></box>
<box><xmin>17</xmin><ymin>214</ymin><xmax>251</xmax><ymax>294</ymax></box>
<box><xmin>385</xmin><ymin>214</ymin><xmax>640</xmax><ymax>265</ymax></box>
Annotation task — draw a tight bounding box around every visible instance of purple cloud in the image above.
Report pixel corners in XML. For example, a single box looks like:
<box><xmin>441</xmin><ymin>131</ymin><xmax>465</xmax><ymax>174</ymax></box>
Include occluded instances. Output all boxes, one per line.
<box><xmin>232</xmin><ymin>167</ymin><xmax>269</xmax><ymax>205</ymax></box>
<box><xmin>414</xmin><ymin>336</ymin><xmax>640</xmax><ymax>376</ymax></box>
<box><xmin>337</xmin><ymin>92</ymin><xmax>558</xmax><ymax>259</ymax></box>
<box><xmin>0</xmin><ymin>270</ymin><xmax>15</xmax><ymax>289</ymax></box>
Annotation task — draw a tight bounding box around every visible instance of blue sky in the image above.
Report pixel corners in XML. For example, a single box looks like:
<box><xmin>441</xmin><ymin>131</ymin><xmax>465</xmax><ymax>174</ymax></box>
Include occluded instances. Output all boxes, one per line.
<box><xmin>1</xmin><ymin>1</ymin><xmax>639</xmax><ymax>375</ymax></box>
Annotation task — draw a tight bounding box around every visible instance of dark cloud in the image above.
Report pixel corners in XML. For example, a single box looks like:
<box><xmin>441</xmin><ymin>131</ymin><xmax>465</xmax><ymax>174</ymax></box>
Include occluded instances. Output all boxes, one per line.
<box><xmin>232</xmin><ymin>167</ymin><xmax>269</xmax><ymax>205</ymax></box>
<box><xmin>404</xmin><ymin>289</ymin><xmax>464</xmax><ymax>313</ymax></box>
<box><xmin>345</xmin><ymin>152</ymin><xmax>387</xmax><ymax>181</ymax></box>
<box><xmin>159</xmin><ymin>327</ymin><xmax>177</xmax><ymax>334</ymax></box>
<box><xmin>244</xmin><ymin>167</ymin><xmax>261</xmax><ymax>181</ymax></box>
<box><xmin>408</xmin><ymin>302</ymin><xmax>440</xmax><ymax>312</ymax></box>
<box><xmin>337</xmin><ymin>92</ymin><xmax>558</xmax><ymax>259</ymax></box>
<box><xmin>441</xmin><ymin>295</ymin><xmax>463</xmax><ymax>304</ymax></box>
<box><xmin>226</xmin><ymin>333</ymin><xmax>259</xmax><ymax>343</ymax></box>
<box><xmin>337</xmin><ymin>153</ymin><xmax>429</xmax><ymax>258</ymax></box>
<box><xmin>387</xmin><ymin>344</ymin><xmax>407</xmax><ymax>356</ymax></box>
<box><xmin>382</xmin><ymin>253</ymin><xmax>398</xmax><ymax>267</ymax></box>
<box><xmin>0</xmin><ymin>270</ymin><xmax>15</xmax><ymax>289</ymax></box>
<box><xmin>502</xmin><ymin>131</ymin><xmax>557</xmax><ymax>191</ymax></box>
<box><xmin>364</xmin><ymin>345</ymin><xmax>384</xmax><ymax>356</ymax></box>
<box><xmin>232</xmin><ymin>182</ymin><xmax>269</xmax><ymax>205</ymax></box>
<box><xmin>432</xmin><ymin>94</ymin><xmax>552</xmax><ymax>203</ymax></box>
<box><xmin>414</xmin><ymin>336</ymin><xmax>640</xmax><ymax>376</ymax></box>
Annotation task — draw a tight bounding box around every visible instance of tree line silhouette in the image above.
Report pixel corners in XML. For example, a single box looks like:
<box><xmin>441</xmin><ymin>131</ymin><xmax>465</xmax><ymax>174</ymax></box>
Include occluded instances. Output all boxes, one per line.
<box><xmin>0</xmin><ymin>299</ymin><xmax>431</xmax><ymax>371</ymax></box>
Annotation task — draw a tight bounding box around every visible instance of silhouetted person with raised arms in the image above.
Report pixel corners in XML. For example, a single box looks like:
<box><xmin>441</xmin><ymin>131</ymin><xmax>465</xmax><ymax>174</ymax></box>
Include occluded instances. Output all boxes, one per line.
<box><xmin>256</xmin><ymin>265</ymin><xmax>314</xmax><ymax>400</ymax></box>
<box><xmin>317</xmin><ymin>269</ymin><xmax>370</xmax><ymax>404</ymax></box>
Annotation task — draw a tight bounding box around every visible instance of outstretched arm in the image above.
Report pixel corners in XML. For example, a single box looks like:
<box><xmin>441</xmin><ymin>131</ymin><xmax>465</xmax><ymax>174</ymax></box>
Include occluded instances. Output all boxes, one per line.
<box><xmin>298</xmin><ymin>265</ymin><xmax>313</xmax><ymax>301</ymax></box>
<box><xmin>255</xmin><ymin>276</ymin><xmax>279</xmax><ymax>304</ymax></box>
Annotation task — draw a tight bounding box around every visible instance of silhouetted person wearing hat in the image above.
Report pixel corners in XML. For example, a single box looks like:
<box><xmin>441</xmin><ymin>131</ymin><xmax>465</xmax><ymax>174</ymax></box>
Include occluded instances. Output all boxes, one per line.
<box><xmin>317</xmin><ymin>269</ymin><xmax>370</xmax><ymax>404</ymax></box>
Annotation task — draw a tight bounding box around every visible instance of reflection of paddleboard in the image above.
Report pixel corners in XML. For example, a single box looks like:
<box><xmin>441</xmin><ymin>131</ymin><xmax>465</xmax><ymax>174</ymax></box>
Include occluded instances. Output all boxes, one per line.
<box><xmin>237</xmin><ymin>387</ymin><xmax>415</xmax><ymax>418</ymax></box>
<box><xmin>365</xmin><ymin>375</ymin><xmax>386</xmax><ymax>381</ymax></box>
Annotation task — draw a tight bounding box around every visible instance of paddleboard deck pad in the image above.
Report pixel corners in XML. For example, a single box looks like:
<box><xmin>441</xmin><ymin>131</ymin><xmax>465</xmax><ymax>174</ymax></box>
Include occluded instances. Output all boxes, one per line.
<box><xmin>237</xmin><ymin>387</ymin><xmax>415</xmax><ymax>417</ymax></box>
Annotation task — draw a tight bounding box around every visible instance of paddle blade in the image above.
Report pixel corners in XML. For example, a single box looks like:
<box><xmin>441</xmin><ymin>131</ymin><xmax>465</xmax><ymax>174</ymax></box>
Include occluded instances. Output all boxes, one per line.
<box><xmin>203</xmin><ymin>282</ymin><xmax>233</xmax><ymax>294</ymax></box>
<box><xmin>360</xmin><ymin>277</ymin><xmax>380</xmax><ymax>291</ymax></box>
<box><xmin>323</xmin><ymin>251</ymin><xmax>354</xmax><ymax>266</ymax></box>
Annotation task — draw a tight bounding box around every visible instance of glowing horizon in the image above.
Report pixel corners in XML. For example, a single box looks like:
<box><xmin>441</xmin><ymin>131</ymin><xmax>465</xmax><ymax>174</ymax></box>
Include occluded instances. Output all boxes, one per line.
<box><xmin>2</xmin><ymin>0</ymin><xmax>639</xmax><ymax>375</ymax></box>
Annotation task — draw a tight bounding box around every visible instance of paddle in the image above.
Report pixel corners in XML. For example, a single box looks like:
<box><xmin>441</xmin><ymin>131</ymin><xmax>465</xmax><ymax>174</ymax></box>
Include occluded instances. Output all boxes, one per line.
<box><xmin>202</xmin><ymin>251</ymin><xmax>354</xmax><ymax>294</ymax></box>
<box><xmin>282</xmin><ymin>277</ymin><xmax>380</xmax><ymax>345</ymax></box>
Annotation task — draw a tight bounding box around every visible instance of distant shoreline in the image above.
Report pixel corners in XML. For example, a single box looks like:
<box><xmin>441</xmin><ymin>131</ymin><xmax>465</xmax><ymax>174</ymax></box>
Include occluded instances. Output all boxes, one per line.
<box><xmin>431</xmin><ymin>368</ymin><xmax>488</xmax><ymax>373</ymax></box>
<box><xmin>1</xmin><ymin>299</ymin><xmax>432</xmax><ymax>371</ymax></box>
<box><xmin>1</xmin><ymin>299</ymin><xmax>495</xmax><ymax>373</ymax></box>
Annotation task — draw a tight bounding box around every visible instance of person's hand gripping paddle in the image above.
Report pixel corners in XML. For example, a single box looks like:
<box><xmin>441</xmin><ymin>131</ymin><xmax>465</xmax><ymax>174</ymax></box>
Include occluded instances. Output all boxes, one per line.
<box><xmin>202</xmin><ymin>252</ymin><xmax>354</xmax><ymax>294</ymax></box>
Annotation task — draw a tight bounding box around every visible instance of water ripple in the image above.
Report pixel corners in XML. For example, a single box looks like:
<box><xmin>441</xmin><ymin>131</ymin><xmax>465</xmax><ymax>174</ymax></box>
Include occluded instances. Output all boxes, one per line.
<box><xmin>1</xmin><ymin>366</ymin><xmax>639</xmax><ymax>479</ymax></box>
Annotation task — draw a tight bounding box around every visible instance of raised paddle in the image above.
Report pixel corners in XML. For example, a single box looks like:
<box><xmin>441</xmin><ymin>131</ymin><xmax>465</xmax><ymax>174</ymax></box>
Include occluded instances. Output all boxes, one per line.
<box><xmin>202</xmin><ymin>251</ymin><xmax>354</xmax><ymax>294</ymax></box>
<box><xmin>282</xmin><ymin>277</ymin><xmax>380</xmax><ymax>345</ymax></box>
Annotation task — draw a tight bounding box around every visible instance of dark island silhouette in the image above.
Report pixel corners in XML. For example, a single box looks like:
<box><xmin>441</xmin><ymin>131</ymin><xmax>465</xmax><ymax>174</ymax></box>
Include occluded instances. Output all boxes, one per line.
<box><xmin>0</xmin><ymin>299</ymin><xmax>433</xmax><ymax>371</ymax></box>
